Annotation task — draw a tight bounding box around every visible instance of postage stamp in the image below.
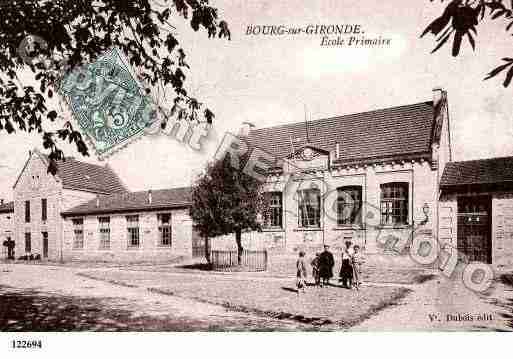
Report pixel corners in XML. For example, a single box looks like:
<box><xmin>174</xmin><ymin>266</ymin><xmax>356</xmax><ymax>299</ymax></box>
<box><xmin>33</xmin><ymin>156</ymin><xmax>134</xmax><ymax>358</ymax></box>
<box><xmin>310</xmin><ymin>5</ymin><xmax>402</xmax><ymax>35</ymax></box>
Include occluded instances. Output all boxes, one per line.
<box><xmin>58</xmin><ymin>48</ymin><xmax>156</xmax><ymax>160</ymax></box>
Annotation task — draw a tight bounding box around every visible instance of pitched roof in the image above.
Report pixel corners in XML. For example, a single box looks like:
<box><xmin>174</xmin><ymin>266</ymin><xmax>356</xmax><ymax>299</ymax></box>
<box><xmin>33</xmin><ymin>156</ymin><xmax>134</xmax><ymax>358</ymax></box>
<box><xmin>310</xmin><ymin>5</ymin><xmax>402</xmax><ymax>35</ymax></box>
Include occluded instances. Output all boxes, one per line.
<box><xmin>13</xmin><ymin>150</ymin><xmax>127</xmax><ymax>195</ymax></box>
<box><xmin>441</xmin><ymin>156</ymin><xmax>513</xmax><ymax>187</ymax></box>
<box><xmin>246</xmin><ymin>101</ymin><xmax>435</xmax><ymax>164</ymax></box>
<box><xmin>52</xmin><ymin>157</ymin><xmax>127</xmax><ymax>194</ymax></box>
<box><xmin>0</xmin><ymin>201</ymin><xmax>14</xmax><ymax>214</ymax></box>
<box><xmin>61</xmin><ymin>187</ymin><xmax>192</xmax><ymax>216</ymax></box>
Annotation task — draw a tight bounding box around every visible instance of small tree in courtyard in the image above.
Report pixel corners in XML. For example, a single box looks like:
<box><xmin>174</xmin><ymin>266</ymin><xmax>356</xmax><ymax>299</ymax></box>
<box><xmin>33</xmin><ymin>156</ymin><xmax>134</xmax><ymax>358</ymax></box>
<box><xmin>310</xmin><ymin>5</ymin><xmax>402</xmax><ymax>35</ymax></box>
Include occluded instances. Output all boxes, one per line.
<box><xmin>190</xmin><ymin>153</ymin><xmax>267</xmax><ymax>264</ymax></box>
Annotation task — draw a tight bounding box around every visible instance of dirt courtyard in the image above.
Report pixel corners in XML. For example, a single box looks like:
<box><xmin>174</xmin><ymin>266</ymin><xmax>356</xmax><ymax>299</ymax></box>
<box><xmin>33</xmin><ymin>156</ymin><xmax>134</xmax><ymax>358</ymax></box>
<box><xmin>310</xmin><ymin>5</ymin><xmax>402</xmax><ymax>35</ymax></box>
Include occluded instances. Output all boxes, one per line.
<box><xmin>1</xmin><ymin>262</ymin><xmax>512</xmax><ymax>331</ymax></box>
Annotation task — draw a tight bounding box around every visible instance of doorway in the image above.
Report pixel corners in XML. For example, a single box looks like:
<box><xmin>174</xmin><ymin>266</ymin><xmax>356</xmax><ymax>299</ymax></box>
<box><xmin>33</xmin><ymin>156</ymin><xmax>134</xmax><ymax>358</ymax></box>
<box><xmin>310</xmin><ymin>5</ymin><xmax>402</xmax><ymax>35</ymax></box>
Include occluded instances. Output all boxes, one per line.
<box><xmin>42</xmin><ymin>232</ymin><xmax>48</xmax><ymax>259</ymax></box>
<box><xmin>457</xmin><ymin>196</ymin><xmax>492</xmax><ymax>264</ymax></box>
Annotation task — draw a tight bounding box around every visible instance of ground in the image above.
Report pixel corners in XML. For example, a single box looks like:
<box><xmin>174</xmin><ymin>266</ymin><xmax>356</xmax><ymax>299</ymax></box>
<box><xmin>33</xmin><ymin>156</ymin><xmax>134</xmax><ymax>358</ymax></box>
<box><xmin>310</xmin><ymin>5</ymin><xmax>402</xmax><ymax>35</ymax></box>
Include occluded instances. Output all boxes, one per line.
<box><xmin>0</xmin><ymin>257</ymin><xmax>513</xmax><ymax>331</ymax></box>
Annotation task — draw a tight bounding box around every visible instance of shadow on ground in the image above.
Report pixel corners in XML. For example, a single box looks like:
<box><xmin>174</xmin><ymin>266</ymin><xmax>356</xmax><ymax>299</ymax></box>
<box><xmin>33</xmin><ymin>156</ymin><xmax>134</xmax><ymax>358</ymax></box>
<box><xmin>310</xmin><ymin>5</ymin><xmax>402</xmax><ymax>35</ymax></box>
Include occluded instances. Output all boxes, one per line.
<box><xmin>177</xmin><ymin>263</ymin><xmax>213</xmax><ymax>271</ymax></box>
<box><xmin>0</xmin><ymin>285</ymin><xmax>306</xmax><ymax>331</ymax></box>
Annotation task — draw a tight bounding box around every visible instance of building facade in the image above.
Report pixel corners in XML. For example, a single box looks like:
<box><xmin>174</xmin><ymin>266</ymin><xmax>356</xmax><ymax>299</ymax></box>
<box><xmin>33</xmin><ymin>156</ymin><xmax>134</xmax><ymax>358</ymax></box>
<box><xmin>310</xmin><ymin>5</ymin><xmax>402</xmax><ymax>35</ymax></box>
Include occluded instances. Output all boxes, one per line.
<box><xmin>12</xmin><ymin>150</ymin><xmax>127</xmax><ymax>261</ymax></box>
<box><xmin>60</xmin><ymin>188</ymin><xmax>194</xmax><ymax>262</ymax></box>
<box><xmin>212</xmin><ymin>88</ymin><xmax>452</xmax><ymax>256</ymax></box>
<box><xmin>0</xmin><ymin>200</ymin><xmax>14</xmax><ymax>259</ymax></box>
<box><xmin>4</xmin><ymin>88</ymin><xmax>513</xmax><ymax>267</ymax></box>
<box><xmin>439</xmin><ymin>157</ymin><xmax>513</xmax><ymax>267</ymax></box>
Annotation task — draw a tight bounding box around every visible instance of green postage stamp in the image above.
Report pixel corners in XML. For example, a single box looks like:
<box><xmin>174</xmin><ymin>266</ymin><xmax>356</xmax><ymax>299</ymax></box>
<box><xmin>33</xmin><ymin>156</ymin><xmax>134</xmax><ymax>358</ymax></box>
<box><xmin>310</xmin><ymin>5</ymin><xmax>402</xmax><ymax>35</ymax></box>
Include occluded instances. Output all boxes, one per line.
<box><xmin>58</xmin><ymin>48</ymin><xmax>156</xmax><ymax>160</ymax></box>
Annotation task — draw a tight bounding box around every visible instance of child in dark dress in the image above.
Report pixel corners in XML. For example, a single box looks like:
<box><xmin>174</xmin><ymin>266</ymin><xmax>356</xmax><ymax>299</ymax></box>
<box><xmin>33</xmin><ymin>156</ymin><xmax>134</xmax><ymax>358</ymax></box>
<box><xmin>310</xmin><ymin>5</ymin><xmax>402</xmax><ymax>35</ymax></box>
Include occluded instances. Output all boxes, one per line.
<box><xmin>339</xmin><ymin>241</ymin><xmax>354</xmax><ymax>289</ymax></box>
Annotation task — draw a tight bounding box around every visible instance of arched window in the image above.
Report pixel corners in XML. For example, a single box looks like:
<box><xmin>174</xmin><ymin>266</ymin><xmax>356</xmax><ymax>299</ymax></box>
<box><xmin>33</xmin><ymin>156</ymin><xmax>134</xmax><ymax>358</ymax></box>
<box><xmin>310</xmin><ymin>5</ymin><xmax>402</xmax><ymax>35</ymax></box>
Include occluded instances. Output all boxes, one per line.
<box><xmin>380</xmin><ymin>182</ymin><xmax>409</xmax><ymax>225</ymax></box>
<box><xmin>337</xmin><ymin>186</ymin><xmax>362</xmax><ymax>226</ymax></box>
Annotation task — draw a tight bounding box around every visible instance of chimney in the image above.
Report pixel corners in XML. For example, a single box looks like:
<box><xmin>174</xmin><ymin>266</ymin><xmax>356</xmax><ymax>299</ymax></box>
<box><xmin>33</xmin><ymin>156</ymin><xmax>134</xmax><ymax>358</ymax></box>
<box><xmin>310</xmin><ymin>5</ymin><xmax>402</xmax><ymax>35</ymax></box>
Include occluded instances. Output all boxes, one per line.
<box><xmin>96</xmin><ymin>196</ymin><xmax>100</xmax><ymax>208</ymax></box>
<box><xmin>148</xmin><ymin>190</ymin><xmax>152</xmax><ymax>204</ymax></box>
<box><xmin>335</xmin><ymin>143</ymin><xmax>340</xmax><ymax>159</ymax></box>
<box><xmin>238</xmin><ymin>121</ymin><xmax>255</xmax><ymax>137</ymax></box>
<box><xmin>433</xmin><ymin>87</ymin><xmax>446</xmax><ymax>107</ymax></box>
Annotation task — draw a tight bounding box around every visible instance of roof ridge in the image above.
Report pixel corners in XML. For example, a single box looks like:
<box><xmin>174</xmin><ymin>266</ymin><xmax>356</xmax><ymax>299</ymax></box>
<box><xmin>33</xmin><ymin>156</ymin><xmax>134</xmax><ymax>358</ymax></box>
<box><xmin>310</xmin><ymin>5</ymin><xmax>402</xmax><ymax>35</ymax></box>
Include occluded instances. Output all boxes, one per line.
<box><xmin>448</xmin><ymin>155</ymin><xmax>513</xmax><ymax>165</ymax></box>
<box><xmin>250</xmin><ymin>100</ymin><xmax>433</xmax><ymax>133</ymax></box>
<box><xmin>91</xmin><ymin>186</ymin><xmax>192</xmax><ymax>198</ymax></box>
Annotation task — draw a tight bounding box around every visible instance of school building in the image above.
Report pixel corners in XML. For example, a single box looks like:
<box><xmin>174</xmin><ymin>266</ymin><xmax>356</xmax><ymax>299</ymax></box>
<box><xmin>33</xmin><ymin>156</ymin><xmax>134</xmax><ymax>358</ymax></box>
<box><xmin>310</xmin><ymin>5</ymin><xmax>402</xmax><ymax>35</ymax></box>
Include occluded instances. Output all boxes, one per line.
<box><xmin>6</xmin><ymin>150</ymin><xmax>196</xmax><ymax>262</ymax></box>
<box><xmin>1</xmin><ymin>88</ymin><xmax>513</xmax><ymax>267</ymax></box>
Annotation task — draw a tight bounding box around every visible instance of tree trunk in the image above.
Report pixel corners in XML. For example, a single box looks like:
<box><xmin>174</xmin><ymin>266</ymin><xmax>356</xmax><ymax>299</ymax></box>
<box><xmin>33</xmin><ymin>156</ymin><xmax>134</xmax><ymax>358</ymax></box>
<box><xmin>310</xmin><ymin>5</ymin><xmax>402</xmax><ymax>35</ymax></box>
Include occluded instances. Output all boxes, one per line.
<box><xmin>235</xmin><ymin>229</ymin><xmax>243</xmax><ymax>265</ymax></box>
<box><xmin>204</xmin><ymin>235</ymin><xmax>211</xmax><ymax>265</ymax></box>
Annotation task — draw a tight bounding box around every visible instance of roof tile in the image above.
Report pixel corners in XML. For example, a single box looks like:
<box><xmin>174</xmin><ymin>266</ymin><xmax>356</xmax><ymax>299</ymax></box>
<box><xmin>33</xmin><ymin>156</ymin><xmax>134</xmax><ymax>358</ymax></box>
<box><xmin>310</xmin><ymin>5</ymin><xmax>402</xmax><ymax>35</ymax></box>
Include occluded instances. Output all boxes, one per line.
<box><xmin>441</xmin><ymin>156</ymin><xmax>513</xmax><ymax>187</ymax></box>
<box><xmin>52</xmin><ymin>157</ymin><xmax>127</xmax><ymax>194</ymax></box>
<box><xmin>246</xmin><ymin>101</ymin><xmax>435</xmax><ymax>163</ymax></box>
<box><xmin>62</xmin><ymin>187</ymin><xmax>191</xmax><ymax>216</ymax></box>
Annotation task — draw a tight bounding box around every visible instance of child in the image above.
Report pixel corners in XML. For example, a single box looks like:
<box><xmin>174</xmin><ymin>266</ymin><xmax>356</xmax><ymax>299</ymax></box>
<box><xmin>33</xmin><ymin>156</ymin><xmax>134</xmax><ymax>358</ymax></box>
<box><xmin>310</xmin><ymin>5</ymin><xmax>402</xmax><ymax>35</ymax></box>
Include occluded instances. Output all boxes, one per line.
<box><xmin>339</xmin><ymin>241</ymin><xmax>354</xmax><ymax>289</ymax></box>
<box><xmin>352</xmin><ymin>245</ymin><xmax>365</xmax><ymax>290</ymax></box>
<box><xmin>311</xmin><ymin>252</ymin><xmax>321</xmax><ymax>287</ymax></box>
<box><xmin>296</xmin><ymin>251</ymin><xmax>308</xmax><ymax>295</ymax></box>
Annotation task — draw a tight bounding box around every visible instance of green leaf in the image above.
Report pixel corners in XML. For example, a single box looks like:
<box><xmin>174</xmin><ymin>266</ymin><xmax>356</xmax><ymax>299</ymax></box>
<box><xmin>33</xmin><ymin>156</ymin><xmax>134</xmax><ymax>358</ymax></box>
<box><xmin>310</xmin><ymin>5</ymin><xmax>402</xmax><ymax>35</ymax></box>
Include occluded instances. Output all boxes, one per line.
<box><xmin>431</xmin><ymin>31</ymin><xmax>452</xmax><ymax>54</ymax></box>
<box><xmin>467</xmin><ymin>32</ymin><xmax>475</xmax><ymax>50</ymax></box>
<box><xmin>452</xmin><ymin>31</ymin><xmax>463</xmax><ymax>57</ymax></box>
<box><xmin>47</xmin><ymin>110</ymin><xmax>58</xmax><ymax>121</ymax></box>
<box><xmin>503</xmin><ymin>66</ymin><xmax>513</xmax><ymax>87</ymax></box>
<box><xmin>484</xmin><ymin>61</ymin><xmax>513</xmax><ymax>80</ymax></box>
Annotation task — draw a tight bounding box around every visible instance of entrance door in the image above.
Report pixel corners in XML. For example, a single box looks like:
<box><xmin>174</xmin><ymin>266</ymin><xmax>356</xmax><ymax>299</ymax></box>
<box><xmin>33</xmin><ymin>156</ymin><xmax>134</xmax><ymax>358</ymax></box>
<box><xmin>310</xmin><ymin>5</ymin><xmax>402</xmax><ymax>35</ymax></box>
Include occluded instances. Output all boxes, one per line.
<box><xmin>6</xmin><ymin>237</ymin><xmax>14</xmax><ymax>260</ymax></box>
<box><xmin>42</xmin><ymin>232</ymin><xmax>48</xmax><ymax>259</ymax></box>
<box><xmin>457</xmin><ymin>196</ymin><xmax>492</xmax><ymax>264</ymax></box>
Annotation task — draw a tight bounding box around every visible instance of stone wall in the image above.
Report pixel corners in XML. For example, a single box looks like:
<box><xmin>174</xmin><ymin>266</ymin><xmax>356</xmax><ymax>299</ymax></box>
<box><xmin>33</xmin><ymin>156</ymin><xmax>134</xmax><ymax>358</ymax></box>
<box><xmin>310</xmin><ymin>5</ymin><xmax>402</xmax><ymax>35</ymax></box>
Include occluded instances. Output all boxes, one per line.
<box><xmin>211</xmin><ymin>160</ymin><xmax>438</xmax><ymax>258</ymax></box>
<box><xmin>62</xmin><ymin>208</ymin><xmax>192</xmax><ymax>262</ymax></box>
<box><xmin>13</xmin><ymin>152</ymin><xmax>63</xmax><ymax>260</ymax></box>
<box><xmin>439</xmin><ymin>192</ymin><xmax>513</xmax><ymax>267</ymax></box>
<box><xmin>492</xmin><ymin>195</ymin><xmax>513</xmax><ymax>267</ymax></box>
<box><xmin>0</xmin><ymin>210</ymin><xmax>14</xmax><ymax>259</ymax></box>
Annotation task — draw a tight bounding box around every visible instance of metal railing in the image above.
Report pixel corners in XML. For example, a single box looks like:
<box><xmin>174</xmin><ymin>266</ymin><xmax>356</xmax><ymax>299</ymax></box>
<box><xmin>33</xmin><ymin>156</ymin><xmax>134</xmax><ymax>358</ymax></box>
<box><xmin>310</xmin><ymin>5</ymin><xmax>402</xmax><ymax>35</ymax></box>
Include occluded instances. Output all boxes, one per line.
<box><xmin>210</xmin><ymin>249</ymin><xmax>268</xmax><ymax>272</ymax></box>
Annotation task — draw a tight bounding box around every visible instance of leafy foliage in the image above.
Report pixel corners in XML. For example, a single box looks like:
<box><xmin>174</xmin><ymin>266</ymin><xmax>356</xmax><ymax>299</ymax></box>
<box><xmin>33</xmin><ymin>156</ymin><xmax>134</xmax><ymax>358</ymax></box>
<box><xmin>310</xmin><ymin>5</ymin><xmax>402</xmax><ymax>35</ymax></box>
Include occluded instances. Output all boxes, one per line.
<box><xmin>190</xmin><ymin>153</ymin><xmax>268</xmax><ymax>255</ymax></box>
<box><xmin>0</xmin><ymin>0</ymin><xmax>230</xmax><ymax>174</ymax></box>
<box><xmin>421</xmin><ymin>0</ymin><xmax>513</xmax><ymax>86</ymax></box>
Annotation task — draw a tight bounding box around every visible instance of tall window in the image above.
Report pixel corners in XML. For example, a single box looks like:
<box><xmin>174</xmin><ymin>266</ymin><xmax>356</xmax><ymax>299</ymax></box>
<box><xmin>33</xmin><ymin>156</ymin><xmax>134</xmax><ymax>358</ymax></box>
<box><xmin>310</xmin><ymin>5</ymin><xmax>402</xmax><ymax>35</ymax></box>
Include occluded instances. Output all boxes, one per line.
<box><xmin>380</xmin><ymin>182</ymin><xmax>409</xmax><ymax>225</ymax></box>
<box><xmin>337</xmin><ymin>186</ymin><xmax>362</xmax><ymax>226</ymax></box>
<box><xmin>298</xmin><ymin>189</ymin><xmax>321</xmax><ymax>228</ymax></box>
<box><xmin>158</xmin><ymin>213</ymin><xmax>172</xmax><ymax>247</ymax></box>
<box><xmin>264</xmin><ymin>192</ymin><xmax>283</xmax><ymax>228</ymax></box>
<box><xmin>25</xmin><ymin>232</ymin><xmax>31</xmax><ymax>253</ymax></box>
<box><xmin>41</xmin><ymin>198</ymin><xmax>47</xmax><ymax>221</ymax></box>
<box><xmin>72</xmin><ymin>218</ymin><xmax>84</xmax><ymax>249</ymax></box>
<box><xmin>126</xmin><ymin>215</ymin><xmax>140</xmax><ymax>248</ymax></box>
<box><xmin>25</xmin><ymin>200</ymin><xmax>30</xmax><ymax>223</ymax></box>
<box><xmin>98</xmin><ymin>217</ymin><xmax>111</xmax><ymax>249</ymax></box>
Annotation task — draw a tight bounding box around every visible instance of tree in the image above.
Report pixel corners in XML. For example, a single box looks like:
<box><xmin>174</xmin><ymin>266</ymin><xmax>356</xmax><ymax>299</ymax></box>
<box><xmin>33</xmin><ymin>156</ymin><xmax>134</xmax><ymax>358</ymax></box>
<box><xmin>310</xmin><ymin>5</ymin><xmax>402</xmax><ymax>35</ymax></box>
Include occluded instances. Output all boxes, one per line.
<box><xmin>421</xmin><ymin>0</ymin><xmax>513</xmax><ymax>87</ymax></box>
<box><xmin>190</xmin><ymin>153</ymin><xmax>267</xmax><ymax>264</ymax></box>
<box><xmin>0</xmin><ymin>0</ymin><xmax>229</xmax><ymax>174</ymax></box>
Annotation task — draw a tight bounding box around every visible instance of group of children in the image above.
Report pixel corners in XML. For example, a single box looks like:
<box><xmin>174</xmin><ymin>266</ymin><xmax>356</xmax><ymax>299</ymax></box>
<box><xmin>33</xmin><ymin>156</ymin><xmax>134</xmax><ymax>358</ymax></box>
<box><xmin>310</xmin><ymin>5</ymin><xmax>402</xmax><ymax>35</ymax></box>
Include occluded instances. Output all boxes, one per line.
<box><xmin>296</xmin><ymin>241</ymin><xmax>365</xmax><ymax>295</ymax></box>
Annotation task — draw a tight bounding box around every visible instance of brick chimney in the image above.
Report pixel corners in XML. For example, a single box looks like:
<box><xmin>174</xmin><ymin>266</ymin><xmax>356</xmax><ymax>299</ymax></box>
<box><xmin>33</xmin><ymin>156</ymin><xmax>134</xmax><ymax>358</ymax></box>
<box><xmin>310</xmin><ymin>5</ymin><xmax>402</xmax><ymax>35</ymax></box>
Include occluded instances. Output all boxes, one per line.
<box><xmin>433</xmin><ymin>87</ymin><xmax>446</xmax><ymax>108</ymax></box>
<box><xmin>148</xmin><ymin>190</ymin><xmax>152</xmax><ymax>204</ymax></box>
<box><xmin>238</xmin><ymin>121</ymin><xmax>255</xmax><ymax>137</ymax></box>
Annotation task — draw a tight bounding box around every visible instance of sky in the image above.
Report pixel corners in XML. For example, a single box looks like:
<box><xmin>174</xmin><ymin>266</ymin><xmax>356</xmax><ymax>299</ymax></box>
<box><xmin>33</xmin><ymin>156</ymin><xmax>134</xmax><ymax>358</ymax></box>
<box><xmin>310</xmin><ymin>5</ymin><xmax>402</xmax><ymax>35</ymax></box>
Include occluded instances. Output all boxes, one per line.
<box><xmin>1</xmin><ymin>0</ymin><xmax>513</xmax><ymax>201</ymax></box>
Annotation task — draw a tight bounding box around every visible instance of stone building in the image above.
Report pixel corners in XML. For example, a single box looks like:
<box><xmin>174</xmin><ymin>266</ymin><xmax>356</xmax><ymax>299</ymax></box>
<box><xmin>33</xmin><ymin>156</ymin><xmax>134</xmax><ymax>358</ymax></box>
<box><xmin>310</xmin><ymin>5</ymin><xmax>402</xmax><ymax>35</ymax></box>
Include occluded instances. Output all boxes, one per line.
<box><xmin>212</xmin><ymin>88</ymin><xmax>452</xmax><ymax>255</ymax></box>
<box><xmin>0</xmin><ymin>200</ymin><xmax>14</xmax><ymax>259</ymax></box>
<box><xmin>60</xmin><ymin>188</ymin><xmax>194</xmax><ymax>262</ymax></box>
<box><xmin>8</xmin><ymin>149</ymin><xmax>196</xmax><ymax>263</ymax></box>
<box><xmin>439</xmin><ymin>157</ymin><xmax>513</xmax><ymax>267</ymax></box>
<box><xmin>12</xmin><ymin>149</ymin><xmax>126</xmax><ymax>261</ymax></box>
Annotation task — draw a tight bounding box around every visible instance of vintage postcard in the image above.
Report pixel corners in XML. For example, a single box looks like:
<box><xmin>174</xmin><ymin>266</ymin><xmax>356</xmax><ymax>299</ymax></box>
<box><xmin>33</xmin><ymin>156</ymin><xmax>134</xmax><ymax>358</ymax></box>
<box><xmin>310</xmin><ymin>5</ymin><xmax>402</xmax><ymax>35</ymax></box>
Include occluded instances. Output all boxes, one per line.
<box><xmin>1</xmin><ymin>0</ymin><xmax>513</xmax><ymax>352</ymax></box>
